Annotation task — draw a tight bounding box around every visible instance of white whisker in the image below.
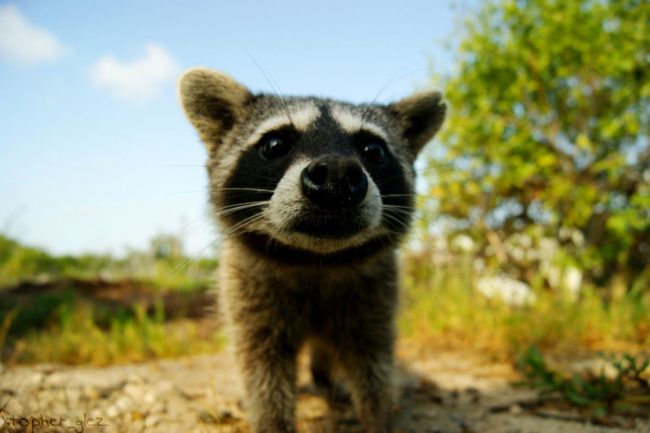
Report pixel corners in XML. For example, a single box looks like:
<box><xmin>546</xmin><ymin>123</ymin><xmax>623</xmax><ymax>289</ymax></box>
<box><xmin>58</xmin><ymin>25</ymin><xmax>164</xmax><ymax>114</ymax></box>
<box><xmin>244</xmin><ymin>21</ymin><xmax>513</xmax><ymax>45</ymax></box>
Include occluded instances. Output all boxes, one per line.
<box><xmin>382</xmin><ymin>211</ymin><xmax>412</xmax><ymax>232</ymax></box>
<box><xmin>222</xmin><ymin>213</ymin><xmax>266</xmax><ymax>238</ymax></box>
<box><xmin>214</xmin><ymin>201</ymin><xmax>270</xmax><ymax>217</ymax></box>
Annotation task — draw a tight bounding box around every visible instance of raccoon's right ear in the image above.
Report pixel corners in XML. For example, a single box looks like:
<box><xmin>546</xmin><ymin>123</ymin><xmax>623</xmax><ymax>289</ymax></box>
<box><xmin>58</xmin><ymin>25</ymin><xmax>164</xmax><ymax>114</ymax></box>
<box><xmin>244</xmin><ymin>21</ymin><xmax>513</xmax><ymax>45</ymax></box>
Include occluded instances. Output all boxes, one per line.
<box><xmin>179</xmin><ymin>68</ymin><xmax>252</xmax><ymax>150</ymax></box>
<box><xmin>387</xmin><ymin>90</ymin><xmax>446</xmax><ymax>158</ymax></box>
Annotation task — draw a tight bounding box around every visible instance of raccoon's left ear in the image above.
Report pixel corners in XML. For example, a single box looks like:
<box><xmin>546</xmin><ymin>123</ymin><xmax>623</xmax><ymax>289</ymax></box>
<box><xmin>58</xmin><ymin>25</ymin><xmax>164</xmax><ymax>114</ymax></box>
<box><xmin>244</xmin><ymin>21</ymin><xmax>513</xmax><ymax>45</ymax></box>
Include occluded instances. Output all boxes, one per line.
<box><xmin>388</xmin><ymin>91</ymin><xmax>446</xmax><ymax>157</ymax></box>
<box><xmin>179</xmin><ymin>68</ymin><xmax>252</xmax><ymax>151</ymax></box>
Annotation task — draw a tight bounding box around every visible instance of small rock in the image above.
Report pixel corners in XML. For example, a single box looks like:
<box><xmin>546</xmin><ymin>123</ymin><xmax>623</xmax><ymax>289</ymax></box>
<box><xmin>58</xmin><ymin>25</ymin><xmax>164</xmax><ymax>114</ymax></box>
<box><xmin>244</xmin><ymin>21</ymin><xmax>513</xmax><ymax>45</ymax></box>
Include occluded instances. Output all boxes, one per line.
<box><xmin>82</xmin><ymin>385</ymin><xmax>99</xmax><ymax>400</ymax></box>
<box><xmin>143</xmin><ymin>391</ymin><xmax>156</xmax><ymax>404</ymax></box>
<box><xmin>106</xmin><ymin>406</ymin><xmax>119</xmax><ymax>418</ymax></box>
<box><xmin>144</xmin><ymin>414</ymin><xmax>159</xmax><ymax>427</ymax></box>
<box><xmin>65</xmin><ymin>387</ymin><xmax>81</xmax><ymax>404</ymax></box>
<box><xmin>98</xmin><ymin>380</ymin><xmax>127</xmax><ymax>398</ymax></box>
<box><xmin>123</xmin><ymin>383</ymin><xmax>145</xmax><ymax>400</ymax></box>
<box><xmin>115</xmin><ymin>396</ymin><xmax>132</xmax><ymax>411</ymax></box>
<box><xmin>126</xmin><ymin>373</ymin><xmax>146</xmax><ymax>384</ymax></box>
<box><xmin>25</xmin><ymin>372</ymin><xmax>44</xmax><ymax>386</ymax></box>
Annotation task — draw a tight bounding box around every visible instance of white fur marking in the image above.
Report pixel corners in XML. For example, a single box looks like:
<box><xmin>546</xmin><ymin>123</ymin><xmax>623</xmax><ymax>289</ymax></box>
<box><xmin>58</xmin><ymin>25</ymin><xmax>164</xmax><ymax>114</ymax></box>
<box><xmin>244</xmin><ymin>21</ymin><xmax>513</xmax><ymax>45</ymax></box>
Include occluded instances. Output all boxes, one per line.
<box><xmin>331</xmin><ymin>107</ymin><xmax>389</xmax><ymax>142</ymax></box>
<box><xmin>246</xmin><ymin>105</ymin><xmax>319</xmax><ymax>147</ymax></box>
<box><xmin>266</xmin><ymin>158</ymin><xmax>310</xmax><ymax>232</ymax></box>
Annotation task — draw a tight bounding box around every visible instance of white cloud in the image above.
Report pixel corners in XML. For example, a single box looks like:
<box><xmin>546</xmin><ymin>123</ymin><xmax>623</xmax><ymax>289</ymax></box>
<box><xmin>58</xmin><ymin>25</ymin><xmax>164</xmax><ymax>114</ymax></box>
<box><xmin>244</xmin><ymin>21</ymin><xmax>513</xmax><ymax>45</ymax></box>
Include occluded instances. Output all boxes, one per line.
<box><xmin>91</xmin><ymin>43</ymin><xmax>180</xmax><ymax>105</ymax></box>
<box><xmin>0</xmin><ymin>4</ymin><xmax>68</xmax><ymax>64</ymax></box>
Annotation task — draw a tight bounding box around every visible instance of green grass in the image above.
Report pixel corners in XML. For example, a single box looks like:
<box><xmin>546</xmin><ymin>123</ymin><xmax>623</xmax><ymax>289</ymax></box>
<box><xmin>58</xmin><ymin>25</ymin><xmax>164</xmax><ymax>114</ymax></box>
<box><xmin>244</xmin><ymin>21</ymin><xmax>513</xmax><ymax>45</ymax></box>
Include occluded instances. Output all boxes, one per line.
<box><xmin>0</xmin><ymin>233</ymin><xmax>224</xmax><ymax>365</ymax></box>
<box><xmin>3</xmin><ymin>299</ymin><xmax>225</xmax><ymax>365</ymax></box>
<box><xmin>517</xmin><ymin>346</ymin><xmax>650</xmax><ymax>418</ymax></box>
<box><xmin>398</xmin><ymin>251</ymin><xmax>650</xmax><ymax>359</ymax></box>
<box><xmin>2</xmin><ymin>233</ymin><xmax>649</xmax><ymax>366</ymax></box>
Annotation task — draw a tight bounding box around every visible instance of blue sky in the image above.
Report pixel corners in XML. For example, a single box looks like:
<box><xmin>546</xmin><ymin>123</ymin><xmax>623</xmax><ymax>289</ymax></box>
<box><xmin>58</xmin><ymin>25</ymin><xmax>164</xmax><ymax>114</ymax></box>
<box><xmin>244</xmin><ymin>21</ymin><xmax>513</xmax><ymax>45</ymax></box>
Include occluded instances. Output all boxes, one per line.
<box><xmin>0</xmin><ymin>0</ymin><xmax>468</xmax><ymax>256</ymax></box>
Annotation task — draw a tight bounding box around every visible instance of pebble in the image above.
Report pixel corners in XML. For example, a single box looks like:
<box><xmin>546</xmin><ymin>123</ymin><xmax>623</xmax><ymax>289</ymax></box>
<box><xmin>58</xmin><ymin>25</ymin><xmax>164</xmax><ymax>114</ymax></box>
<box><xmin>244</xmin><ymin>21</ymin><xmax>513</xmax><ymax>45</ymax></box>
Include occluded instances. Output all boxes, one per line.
<box><xmin>25</xmin><ymin>372</ymin><xmax>43</xmax><ymax>385</ymax></box>
<box><xmin>144</xmin><ymin>415</ymin><xmax>159</xmax><ymax>427</ymax></box>
<box><xmin>143</xmin><ymin>391</ymin><xmax>156</xmax><ymax>404</ymax></box>
<box><xmin>126</xmin><ymin>373</ymin><xmax>145</xmax><ymax>384</ymax></box>
<box><xmin>105</xmin><ymin>406</ymin><xmax>119</xmax><ymax>418</ymax></box>
<box><xmin>114</xmin><ymin>396</ymin><xmax>132</xmax><ymax>412</ymax></box>
<box><xmin>64</xmin><ymin>387</ymin><xmax>81</xmax><ymax>404</ymax></box>
<box><xmin>123</xmin><ymin>383</ymin><xmax>144</xmax><ymax>399</ymax></box>
<box><xmin>82</xmin><ymin>385</ymin><xmax>99</xmax><ymax>399</ymax></box>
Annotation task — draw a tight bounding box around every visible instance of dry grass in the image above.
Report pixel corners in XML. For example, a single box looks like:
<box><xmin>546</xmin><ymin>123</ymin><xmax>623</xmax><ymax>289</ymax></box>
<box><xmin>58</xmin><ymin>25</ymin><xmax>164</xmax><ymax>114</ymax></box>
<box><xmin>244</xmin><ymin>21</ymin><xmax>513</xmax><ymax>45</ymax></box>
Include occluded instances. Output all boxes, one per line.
<box><xmin>398</xmin><ymin>251</ymin><xmax>650</xmax><ymax>360</ymax></box>
<box><xmin>4</xmin><ymin>301</ymin><xmax>225</xmax><ymax>365</ymax></box>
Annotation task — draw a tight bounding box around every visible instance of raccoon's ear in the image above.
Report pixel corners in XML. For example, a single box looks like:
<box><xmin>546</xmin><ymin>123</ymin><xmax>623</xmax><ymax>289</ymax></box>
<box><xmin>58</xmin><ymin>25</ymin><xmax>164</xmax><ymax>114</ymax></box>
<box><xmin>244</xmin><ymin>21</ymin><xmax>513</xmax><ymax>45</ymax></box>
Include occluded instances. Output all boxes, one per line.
<box><xmin>179</xmin><ymin>68</ymin><xmax>252</xmax><ymax>150</ymax></box>
<box><xmin>388</xmin><ymin>91</ymin><xmax>446</xmax><ymax>157</ymax></box>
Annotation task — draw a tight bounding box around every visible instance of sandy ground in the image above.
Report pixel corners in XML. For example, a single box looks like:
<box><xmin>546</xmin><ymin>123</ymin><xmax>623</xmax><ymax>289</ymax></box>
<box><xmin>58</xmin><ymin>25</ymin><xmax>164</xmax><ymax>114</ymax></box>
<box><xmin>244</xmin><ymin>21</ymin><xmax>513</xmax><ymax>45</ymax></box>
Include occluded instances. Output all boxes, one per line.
<box><xmin>1</xmin><ymin>350</ymin><xmax>649</xmax><ymax>433</ymax></box>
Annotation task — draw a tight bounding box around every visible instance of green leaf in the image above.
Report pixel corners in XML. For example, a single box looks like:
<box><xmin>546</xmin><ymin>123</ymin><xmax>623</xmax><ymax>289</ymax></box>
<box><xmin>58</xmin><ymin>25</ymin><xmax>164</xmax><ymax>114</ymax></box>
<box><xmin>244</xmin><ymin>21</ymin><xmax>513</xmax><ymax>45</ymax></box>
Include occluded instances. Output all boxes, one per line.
<box><xmin>430</xmin><ymin>0</ymin><xmax>650</xmax><ymax>287</ymax></box>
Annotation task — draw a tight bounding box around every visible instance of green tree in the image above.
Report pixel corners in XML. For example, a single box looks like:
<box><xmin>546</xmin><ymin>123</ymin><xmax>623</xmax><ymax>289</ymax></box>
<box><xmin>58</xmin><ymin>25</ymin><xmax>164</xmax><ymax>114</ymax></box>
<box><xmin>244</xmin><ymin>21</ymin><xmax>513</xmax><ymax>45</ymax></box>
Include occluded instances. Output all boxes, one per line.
<box><xmin>431</xmin><ymin>0</ymin><xmax>649</xmax><ymax>289</ymax></box>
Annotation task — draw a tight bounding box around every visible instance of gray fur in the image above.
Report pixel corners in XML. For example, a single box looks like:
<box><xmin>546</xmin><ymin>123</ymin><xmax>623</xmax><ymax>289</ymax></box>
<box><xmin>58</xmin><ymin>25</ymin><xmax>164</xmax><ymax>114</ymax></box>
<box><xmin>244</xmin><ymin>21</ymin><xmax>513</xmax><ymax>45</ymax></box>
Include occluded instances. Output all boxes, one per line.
<box><xmin>178</xmin><ymin>68</ymin><xmax>445</xmax><ymax>433</ymax></box>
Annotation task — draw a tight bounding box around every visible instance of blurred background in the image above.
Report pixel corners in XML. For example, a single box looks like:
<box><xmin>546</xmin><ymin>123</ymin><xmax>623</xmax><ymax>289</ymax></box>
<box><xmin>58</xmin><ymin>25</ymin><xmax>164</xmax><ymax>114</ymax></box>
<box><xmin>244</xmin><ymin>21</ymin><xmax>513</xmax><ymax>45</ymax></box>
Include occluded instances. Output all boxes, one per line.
<box><xmin>0</xmin><ymin>0</ymin><xmax>648</xmax><ymax>409</ymax></box>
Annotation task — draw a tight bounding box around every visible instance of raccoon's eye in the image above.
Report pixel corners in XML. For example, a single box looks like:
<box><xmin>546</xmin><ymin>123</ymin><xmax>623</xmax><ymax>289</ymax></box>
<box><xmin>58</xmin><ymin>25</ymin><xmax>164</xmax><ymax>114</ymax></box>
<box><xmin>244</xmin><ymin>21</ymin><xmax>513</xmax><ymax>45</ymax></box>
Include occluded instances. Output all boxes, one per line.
<box><xmin>258</xmin><ymin>135</ymin><xmax>291</xmax><ymax>160</ymax></box>
<box><xmin>362</xmin><ymin>142</ymin><xmax>386</xmax><ymax>165</ymax></box>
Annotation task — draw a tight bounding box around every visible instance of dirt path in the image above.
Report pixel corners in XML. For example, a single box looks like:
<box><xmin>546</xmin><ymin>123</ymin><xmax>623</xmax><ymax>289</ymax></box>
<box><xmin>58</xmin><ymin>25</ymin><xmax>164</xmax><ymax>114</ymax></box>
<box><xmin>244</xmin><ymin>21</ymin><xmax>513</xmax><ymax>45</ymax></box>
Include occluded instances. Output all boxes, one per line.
<box><xmin>1</xmin><ymin>351</ymin><xmax>648</xmax><ymax>433</ymax></box>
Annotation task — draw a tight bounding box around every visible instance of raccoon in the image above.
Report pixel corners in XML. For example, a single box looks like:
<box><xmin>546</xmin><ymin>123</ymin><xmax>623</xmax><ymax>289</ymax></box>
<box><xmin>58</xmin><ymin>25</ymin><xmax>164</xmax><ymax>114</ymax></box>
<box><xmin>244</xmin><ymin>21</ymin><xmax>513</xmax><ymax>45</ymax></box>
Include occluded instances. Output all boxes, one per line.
<box><xmin>178</xmin><ymin>68</ymin><xmax>445</xmax><ymax>433</ymax></box>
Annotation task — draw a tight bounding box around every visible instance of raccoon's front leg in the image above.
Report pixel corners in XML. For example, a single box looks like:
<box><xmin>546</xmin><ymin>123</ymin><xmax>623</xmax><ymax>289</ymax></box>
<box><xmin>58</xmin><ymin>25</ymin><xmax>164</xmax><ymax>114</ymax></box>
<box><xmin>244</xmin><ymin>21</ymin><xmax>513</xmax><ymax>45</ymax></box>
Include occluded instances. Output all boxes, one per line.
<box><xmin>340</xmin><ymin>334</ymin><xmax>395</xmax><ymax>433</ymax></box>
<box><xmin>233</xmin><ymin>322</ymin><xmax>299</xmax><ymax>433</ymax></box>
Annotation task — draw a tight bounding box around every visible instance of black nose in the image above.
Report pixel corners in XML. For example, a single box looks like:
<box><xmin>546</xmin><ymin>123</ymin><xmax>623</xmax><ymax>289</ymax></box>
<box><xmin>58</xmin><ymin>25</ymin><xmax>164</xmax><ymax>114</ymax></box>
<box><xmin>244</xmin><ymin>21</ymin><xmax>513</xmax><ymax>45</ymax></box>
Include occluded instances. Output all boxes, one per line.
<box><xmin>301</xmin><ymin>156</ymin><xmax>368</xmax><ymax>208</ymax></box>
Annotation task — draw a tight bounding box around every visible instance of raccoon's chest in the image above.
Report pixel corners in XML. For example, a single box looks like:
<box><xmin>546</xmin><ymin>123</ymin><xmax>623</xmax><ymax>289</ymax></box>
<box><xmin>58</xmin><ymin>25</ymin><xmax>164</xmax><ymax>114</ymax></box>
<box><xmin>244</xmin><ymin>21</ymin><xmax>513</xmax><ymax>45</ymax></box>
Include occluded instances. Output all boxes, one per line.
<box><xmin>272</xmin><ymin>268</ymin><xmax>392</xmax><ymax>336</ymax></box>
<box><xmin>304</xmin><ymin>285</ymin><xmax>357</xmax><ymax>334</ymax></box>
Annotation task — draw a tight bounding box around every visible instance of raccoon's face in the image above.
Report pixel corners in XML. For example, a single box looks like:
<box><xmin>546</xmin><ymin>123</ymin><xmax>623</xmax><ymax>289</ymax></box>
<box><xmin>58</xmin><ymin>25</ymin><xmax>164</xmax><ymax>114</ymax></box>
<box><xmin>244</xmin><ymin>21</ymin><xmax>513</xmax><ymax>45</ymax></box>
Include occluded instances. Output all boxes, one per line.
<box><xmin>179</xmin><ymin>68</ymin><xmax>445</xmax><ymax>261</ymax></box>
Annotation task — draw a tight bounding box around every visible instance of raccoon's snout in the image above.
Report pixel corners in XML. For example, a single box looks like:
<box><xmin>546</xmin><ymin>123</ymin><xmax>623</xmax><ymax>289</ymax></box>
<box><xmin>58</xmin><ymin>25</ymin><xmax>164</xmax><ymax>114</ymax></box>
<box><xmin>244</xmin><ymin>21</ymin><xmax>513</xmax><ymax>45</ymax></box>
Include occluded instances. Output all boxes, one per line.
<box><xmin>301</xmin><ymin>156</ymin><xmax>368</xmax><ymax>209</ymax></box>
